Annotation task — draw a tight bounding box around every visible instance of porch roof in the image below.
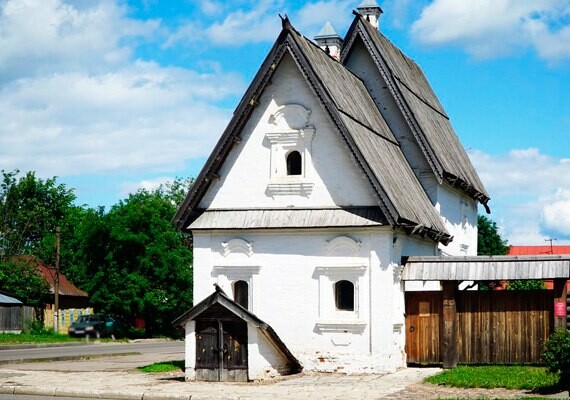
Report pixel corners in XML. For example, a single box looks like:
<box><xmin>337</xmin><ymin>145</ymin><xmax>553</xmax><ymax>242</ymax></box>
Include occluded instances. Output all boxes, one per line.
<box><xmin>173</xmin><ymin>285</ymin><xmax>302</xmax><ymax>374</ymax></box>
<box><xmin>401</xmin><ymin>255</ymin><xmax>570</xmax><ymax>281</ymax></box>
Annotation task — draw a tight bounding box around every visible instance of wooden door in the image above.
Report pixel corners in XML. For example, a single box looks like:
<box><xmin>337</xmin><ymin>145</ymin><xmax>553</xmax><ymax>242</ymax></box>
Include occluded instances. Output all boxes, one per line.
<box><xmin>221</xmin><ymin>321</ymin><xmax>248</xmax><ymax>382</ymax></box>
<box><xmin>195</xmin><ymin>320</ymin><xmax>248</xmax><ymax>382</ymax></box>
<box><xmin>405</xmin><ymin>291</ymin><xmax>442</xmax><ymax>364</ymax></box>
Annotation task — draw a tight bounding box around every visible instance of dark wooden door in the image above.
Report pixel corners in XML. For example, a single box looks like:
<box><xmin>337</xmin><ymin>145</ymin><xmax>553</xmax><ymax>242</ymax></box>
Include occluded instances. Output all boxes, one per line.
<box><xmin>195</xmin><ymin>320</ymin><xmax>248</xmax><ymax>382</ymax></box>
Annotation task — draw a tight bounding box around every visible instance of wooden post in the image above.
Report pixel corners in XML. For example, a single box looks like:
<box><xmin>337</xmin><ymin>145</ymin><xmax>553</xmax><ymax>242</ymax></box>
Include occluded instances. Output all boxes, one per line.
<box><xmin>553</xmin><ymin>279</ymin><xmax>567</xmax><ymax>331</ymax></box>
<box><xmin>441</xmin><ymin>281</ymin><xmax>458</xmax><ymax>368</ymax></box>
<box><xmin>54</xmin><ymin>227</ymin><xmax>60</xmax><ymax>333</ymax></box>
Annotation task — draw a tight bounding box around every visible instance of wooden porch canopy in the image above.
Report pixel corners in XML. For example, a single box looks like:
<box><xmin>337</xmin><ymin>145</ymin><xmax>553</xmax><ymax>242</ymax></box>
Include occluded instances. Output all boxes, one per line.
<box><xmin>173</xmin><ymin>286</ymin><xmax>302</xmax><ymax>375</ymax></box>
<box><xmin>402</xmin><ymin>255</ymin><xmax>570</xmax><ymax>281</ymax></box>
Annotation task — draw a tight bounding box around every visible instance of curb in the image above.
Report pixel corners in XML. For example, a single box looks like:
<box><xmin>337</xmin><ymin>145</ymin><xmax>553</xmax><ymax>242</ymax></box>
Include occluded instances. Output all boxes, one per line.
<box><xmin>1</xmin><ymin>386</ymin><xmax>194</xmax><ymax>400</ymax></box>
<box><xmin>0</xmin><ymin>352</ymin><xmax>141</xmax><ymax>365</ymax></box>
<box><xmin>0</xmin><ymin>341</ymin><xmax>91</xmax><ymax>351</ymax></box>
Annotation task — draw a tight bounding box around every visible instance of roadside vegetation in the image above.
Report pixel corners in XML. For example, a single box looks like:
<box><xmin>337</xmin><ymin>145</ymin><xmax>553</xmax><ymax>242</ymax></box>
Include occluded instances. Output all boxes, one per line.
<box><xmin>0</xmin><ymin>332</ymin><xmax>82</xmax><ymax>345</ymax></box>
<box><xmin>138</xmin><ymin>360</ymin><xmax>185</xmax><ymax>373</ymax></box>
<box><xmin>425</xmin><ymin>365</ymin><xmax>559</xmax><ymax>391</ymax></box>
<box><xmin>0</xmin><ymin>170</ymin><xmax>194</xmax><ymax>337</ymax></box>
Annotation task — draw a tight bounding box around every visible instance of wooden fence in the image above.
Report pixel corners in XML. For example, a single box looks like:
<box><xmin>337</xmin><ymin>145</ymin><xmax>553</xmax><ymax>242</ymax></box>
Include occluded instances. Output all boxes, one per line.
<box><xmin>406</xmin><ymin>289</ymin><xmax>553</xmax><ymax>365</ymax></box>
<box><xmin>0</xmin><ymin>305</ymin><xmax>36</xmax><ymax>332</ymax></box>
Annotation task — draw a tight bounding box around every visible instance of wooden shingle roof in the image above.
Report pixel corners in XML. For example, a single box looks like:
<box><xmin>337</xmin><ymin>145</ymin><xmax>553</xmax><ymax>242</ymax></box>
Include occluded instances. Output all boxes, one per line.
<box><xmin>402</xmin><ymin>255</ymin><xmax>570</xmax><ymax>281</ymax></box>
<box><xmin>174</xmin><ymin>17</ymin><xmax>451</xmax><ymax>244</ymax></box>
<box><xmin>341</xmin><ymin>13</ymin><xmax>490</xmax><ymax>210</ymax></box>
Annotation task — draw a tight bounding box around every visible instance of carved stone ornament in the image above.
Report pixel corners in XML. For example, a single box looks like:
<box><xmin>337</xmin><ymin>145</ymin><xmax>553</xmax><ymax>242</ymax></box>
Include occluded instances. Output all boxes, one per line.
<box><xmin>221</xmin><ymin>238</ymin><xmax>254</xmax><ymax>257</ymax></box>
<box><xmin>268</xmin><ymin>104</ymin><xmax>312</xmax><ymax>130</ymax></box>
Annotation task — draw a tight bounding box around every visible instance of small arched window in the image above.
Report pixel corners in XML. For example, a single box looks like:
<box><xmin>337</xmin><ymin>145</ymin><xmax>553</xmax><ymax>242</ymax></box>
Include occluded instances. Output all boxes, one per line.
<box><xmin>234</xmin><ymin>280</ymin><xmax>248</xmax><ymax>309</ymax></box>
<box><xmin>335</xmin><ymin>280</ymin><xmax>354</xmax><ymax>311</ymax></box>
<box><xmin>286</xmin><ymin>151</ymin><xmax>302</xmax><ymax>176</ymax></box>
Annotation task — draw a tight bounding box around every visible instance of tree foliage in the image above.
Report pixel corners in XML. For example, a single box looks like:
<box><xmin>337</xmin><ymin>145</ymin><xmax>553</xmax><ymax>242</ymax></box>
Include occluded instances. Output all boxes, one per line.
<box><xmin>0</xmin><ymin>171</ymin><xmax>194</xmax><ymax>336</ymax></box>
<box><xmin>477</xmin><ymin>215</ymin><xmax>509</xmax><ymax>256</ymax></box>
<box><xmin>73</xmin><ymin>181</ymin><xmax>194</xmax><ymax>336</ymax></box>
<box><xmin>1</xmin><ymin>170</ymin><xmax>75</xmax><ymax>259</ymax></box>
<box><xmin>544</xmin><ymin>328</ymin><xmax>570</xmax><ymax>389</ymax></box>
<box><xmin>0</xmin><ymin>170</ymin><xmax>75</xmax><ymax>308</ymax></box>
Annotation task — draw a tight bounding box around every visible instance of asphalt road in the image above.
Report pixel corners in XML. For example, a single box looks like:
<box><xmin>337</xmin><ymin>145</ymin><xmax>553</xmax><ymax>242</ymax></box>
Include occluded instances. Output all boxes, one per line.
<box><xmin>0</xmin><ymin>341</ymin><xmax>184</xmax><ymax>363</ymax></box>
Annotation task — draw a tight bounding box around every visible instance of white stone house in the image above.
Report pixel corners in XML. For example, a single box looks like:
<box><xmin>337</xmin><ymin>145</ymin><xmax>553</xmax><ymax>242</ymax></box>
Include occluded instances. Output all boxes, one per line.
<box><xmin>173</xmin><ymin>1</ymin><xmax>489</xmax><ymax>381</ymax></box>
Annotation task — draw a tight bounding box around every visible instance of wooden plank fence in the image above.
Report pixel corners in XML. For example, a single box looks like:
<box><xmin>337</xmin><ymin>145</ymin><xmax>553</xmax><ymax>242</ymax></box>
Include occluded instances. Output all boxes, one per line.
<box><xmin>406</xmin><ymin>289</ymin><xmax>554</xmax><ymax>365</ymax></box>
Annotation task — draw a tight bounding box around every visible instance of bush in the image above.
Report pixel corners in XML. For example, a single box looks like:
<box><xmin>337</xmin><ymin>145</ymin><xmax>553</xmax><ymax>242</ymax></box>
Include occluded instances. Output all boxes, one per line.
<box><xmin>543</xmin><ymin>328</ymin><xmax>570</xmax><ymax>388</ymax></box>
<box><xmin>23</xmin><ymin>320</ymin><xmax>53</xmax><ymax>335</ymax></box>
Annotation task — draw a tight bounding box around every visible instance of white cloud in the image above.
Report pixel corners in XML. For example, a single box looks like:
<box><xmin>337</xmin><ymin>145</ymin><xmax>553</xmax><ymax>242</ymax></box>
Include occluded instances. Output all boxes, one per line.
<box><xmin>542</xmin><ymin>189</ymin><xmax>570</xmax><ymax>236</ymax></box>
<box><xmin>0</xmin><ymin>63</ymin><xmax>243</xmax><ymax>176</ymax></box>
<box><xmin>0</xmin><ymin>0</ymin><xmax>246</xmax><ymax>178</ymax></box>
<box><xmin>165</xmin><ymin>0</ymin><xmax>354</xmax><ymax>48</ymax></box>
<box><xmin>411</xmin><ymin>0</ymin><xmax>570</xmax><ymax>62</ymax></box>
<box><xmin>469</xmin><ymin>149</ymin><xmax>570</xmax><ymax>244</ymax></box>
<box><xmin>0</xmin><ymin>0</ymin><xmax>159</xmax><ymax>81</ymax></box>
<box><xmin>119</xmin><ymin>176</ymin><xmax>175</xmax><ymax>198</ymax></box>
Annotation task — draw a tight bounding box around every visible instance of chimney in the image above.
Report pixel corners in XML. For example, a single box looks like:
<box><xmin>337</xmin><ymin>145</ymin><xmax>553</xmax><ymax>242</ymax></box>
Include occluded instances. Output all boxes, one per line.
<box><xmin>314</xmin><ymin>21</ymin><xmax>343</xmax><ymax>60</ymax></box>
<box><xmin>357</xmin><ymin>0</ymin><xmax>383</xmax><ymax>30</ymax></box>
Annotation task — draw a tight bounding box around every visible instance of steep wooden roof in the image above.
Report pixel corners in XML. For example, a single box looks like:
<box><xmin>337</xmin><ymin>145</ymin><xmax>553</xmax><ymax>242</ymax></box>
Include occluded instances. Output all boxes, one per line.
<box><xmin>174</xmin><ymin>17</ymin><xmax>451</xmax><ymax>244</ymax></box>
<box><xmin>341</xmin><ymin>13</ymin><xmax>490</xmax><ymax>211</ymax></box>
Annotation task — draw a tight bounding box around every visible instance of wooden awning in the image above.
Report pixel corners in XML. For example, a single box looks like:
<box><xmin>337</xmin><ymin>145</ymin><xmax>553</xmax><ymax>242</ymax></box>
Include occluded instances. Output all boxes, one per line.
<box><xmin>402</xmin><ymin>255</ymin><xmax>570</xmax><ymax>281</ymax></box>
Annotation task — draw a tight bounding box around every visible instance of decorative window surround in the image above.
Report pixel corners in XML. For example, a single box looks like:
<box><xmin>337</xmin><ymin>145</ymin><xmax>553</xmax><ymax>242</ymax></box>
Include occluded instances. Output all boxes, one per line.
<box><xmin>212</xmin><ymin>265</ymin><xmax>261</xmax><ymax>312</ymax></box>
<box><xmin>266</xmin><ymin>181</ymin><xmax>314</xmax><ymax>197</ymax></box>
<box><xmin>315</xmin><ymin>320</ymin><xmax>367</xmax><ymax>334</ymax></box>
<box><xmin>265</xmin><ymin>104</ymin><xmax>316</xmax><ymax>197</ymax></box>
<box><xmin>314</xmin><ymin>265</ymin><xmax>367</xmax><ymax>332</ymax></box>
<box><xmin>212</xmin><ymin>265</ymin><xmax>261</xmax><ymax>277</ymax></box>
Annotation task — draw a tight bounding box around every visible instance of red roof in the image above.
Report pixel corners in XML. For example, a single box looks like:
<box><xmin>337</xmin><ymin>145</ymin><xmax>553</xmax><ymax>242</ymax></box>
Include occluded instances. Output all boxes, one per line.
<box><xmin>509</xmin><ymin>246</ymin><xmax>570</xmax><ymax>256</ymax></box>
<box><xmin>13</xmin><ymin>256</ymin><xmax>88</xmax><ymax>297</ymax></box>
<box><xmin>36</xmin><ymin>263</ymin><xmax>88</xmax><ymax>297</ymax></box>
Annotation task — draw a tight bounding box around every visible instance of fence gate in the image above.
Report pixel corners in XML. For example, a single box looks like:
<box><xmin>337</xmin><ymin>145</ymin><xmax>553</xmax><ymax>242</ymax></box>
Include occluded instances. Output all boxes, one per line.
<box><xmin>405</xmin><ymin>290</ymin><xmax>553</xmax><ymax>365</ymax></box>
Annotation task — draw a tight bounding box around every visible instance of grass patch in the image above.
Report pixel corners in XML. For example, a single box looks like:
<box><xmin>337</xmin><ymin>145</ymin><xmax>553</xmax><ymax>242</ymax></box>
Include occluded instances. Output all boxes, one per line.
<box><xmin>425</xmin><ymin>365</ymin><xmax>559</xmax><ymax>391</ymax></box>
<box><xmin>138</xmin><ymin>360</ymin><xmax>185</xmax><ymax>373</ymax></box>
<box><xmin>0</xmin><ymin>332</ymin><xmax>83</xmax><ymax>345</ymax></box>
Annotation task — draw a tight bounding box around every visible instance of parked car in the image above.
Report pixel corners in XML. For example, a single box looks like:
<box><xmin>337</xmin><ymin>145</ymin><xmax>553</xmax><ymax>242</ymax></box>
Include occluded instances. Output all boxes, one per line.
<box><xmin>68</xmin><ymin>315</ymin><xmax>120</xmax><ymax>338</ymax></box>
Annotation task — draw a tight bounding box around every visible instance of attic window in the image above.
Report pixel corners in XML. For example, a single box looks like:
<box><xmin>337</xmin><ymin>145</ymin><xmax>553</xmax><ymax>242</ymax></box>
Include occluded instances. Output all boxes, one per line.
<box><xmin>335</xmin><ymin>280</ymin><xmax>354</xmax><ymax>311</ymax></box>
<box><xmin>286</xmin><ymin>151</ymin><xmax>302</xmax><ymax>175</ymax></box>
<box><xmin>265</xmin><ymin>104</ymin><xmax>315</xmax><ymax>197</ymax></box>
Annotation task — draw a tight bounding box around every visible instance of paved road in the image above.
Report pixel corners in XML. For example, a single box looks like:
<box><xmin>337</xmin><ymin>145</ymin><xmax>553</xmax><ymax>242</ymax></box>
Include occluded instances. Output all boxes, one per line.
<box><xmin>0</xmin><ymin>341</ymin><xmax>184</xmax><ymax>363</ymax></box>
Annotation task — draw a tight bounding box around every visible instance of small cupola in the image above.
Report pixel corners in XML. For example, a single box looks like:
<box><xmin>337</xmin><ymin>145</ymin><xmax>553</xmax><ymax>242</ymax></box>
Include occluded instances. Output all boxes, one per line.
<box><xmin>357</xmin><ymin>0</ymin><xmax>383</xmax><ymax>30</ymax></box>
<box><xmin>314</xmin><ymin>21</ymin><xmax>343</xmax><ymax>60</ymax></box>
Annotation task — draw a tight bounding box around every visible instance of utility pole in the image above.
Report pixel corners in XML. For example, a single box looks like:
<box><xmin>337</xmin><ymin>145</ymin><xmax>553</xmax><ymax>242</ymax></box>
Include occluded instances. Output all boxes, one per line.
<box><xmin>54</xmin><ymin>227</ymin><xmax>60</xmax><ymax>333</ymax></box>
<box><xmin>545</xmin><ymin>238</ymin><xmax>557</xmax><ymax>254</ymax></box>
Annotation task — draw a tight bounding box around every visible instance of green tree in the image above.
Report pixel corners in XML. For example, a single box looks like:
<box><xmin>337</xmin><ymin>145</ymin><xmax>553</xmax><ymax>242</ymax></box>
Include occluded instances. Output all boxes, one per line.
<box><xmin>477</xmin><ymin>215</ymin><xmax>509</xmax><ymax>256</ymax></box>
<box><xmin>0</xmin><ymin>170</ymin><xmax>75</xmax><ymax>259</ymax></box>
<box><xmin>0</xmin><ymin>259</ymin><xmax>49</xmax><ymax>307</ymax></box>
<box><xmin>0</xmin><ymin>170</ymin><xmax>76</xmax><ymax>309</ymax></box>
<box><xmin>80</xmin><ymin>181</ymin><xmax>193</xmax><ymax>336</ymax></box>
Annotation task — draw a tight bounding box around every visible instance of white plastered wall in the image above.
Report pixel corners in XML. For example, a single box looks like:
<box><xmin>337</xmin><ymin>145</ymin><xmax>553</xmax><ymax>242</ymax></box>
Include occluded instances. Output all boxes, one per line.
<box><xmin>199</xmin><ymin>53</ymin><xmax>378</xmax><ymax>210</ymax></box>
<box><xmin>193</xmin><ymin>228</ymin><xmax>413</xmax><ymax>374</ymax></box>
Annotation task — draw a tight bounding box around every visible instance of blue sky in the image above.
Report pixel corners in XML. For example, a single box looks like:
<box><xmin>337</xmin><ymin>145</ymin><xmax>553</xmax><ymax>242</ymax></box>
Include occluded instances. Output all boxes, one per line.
<box><xmin>0</xmin><ymin>0</ymin><xmax>569</xmax><ymax>245</ymax></box>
